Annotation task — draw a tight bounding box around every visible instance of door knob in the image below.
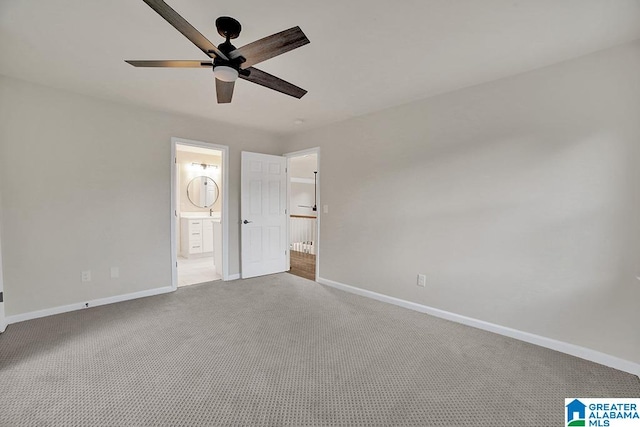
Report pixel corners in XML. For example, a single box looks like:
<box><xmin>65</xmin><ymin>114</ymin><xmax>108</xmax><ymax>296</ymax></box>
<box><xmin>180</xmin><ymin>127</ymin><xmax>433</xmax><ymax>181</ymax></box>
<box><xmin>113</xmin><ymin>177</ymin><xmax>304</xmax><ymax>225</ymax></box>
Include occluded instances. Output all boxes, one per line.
<box><xmin>243</xmin><ymin>220</ymin><xmax>252</xmax><ymax>224</ymax></box>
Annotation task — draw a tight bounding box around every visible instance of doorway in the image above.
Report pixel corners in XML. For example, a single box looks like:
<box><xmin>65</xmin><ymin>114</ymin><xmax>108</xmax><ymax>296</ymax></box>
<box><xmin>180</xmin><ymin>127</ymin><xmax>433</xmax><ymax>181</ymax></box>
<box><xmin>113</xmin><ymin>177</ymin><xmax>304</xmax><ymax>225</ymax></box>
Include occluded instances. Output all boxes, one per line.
<box><xmin>171</xmin><ymin>138</ymin><xmax>229</xmax><ymax>288</ymax></box>
<box><xmin>285</xmin><ymin>148</ymin><xmax>319</xmax><ymax>281</ymax></box>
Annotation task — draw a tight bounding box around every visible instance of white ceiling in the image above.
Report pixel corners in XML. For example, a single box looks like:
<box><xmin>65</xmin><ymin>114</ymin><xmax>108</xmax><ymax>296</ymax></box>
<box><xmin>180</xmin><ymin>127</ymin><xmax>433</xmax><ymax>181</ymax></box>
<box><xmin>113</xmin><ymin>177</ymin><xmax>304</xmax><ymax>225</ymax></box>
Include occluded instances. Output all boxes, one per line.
<box><xmin>1</xmin><ymin>1</ymin><xmax>639</xmax><ymax>135</ymax></box>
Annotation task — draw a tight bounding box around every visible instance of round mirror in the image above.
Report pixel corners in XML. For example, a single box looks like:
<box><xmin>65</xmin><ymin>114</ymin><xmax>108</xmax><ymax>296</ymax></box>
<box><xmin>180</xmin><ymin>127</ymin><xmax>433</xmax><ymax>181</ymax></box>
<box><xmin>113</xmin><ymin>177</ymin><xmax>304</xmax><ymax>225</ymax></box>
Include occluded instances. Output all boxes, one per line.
<box><xmin>187</xmin><ymin>176</ymin><xmax>219</xmax><ymax>208</ymax></box>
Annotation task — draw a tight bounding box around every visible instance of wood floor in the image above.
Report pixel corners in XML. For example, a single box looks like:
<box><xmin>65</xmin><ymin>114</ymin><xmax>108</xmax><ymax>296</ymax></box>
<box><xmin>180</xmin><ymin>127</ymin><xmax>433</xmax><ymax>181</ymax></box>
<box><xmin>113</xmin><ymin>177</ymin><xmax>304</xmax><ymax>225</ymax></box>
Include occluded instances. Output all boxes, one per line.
<box><xmin>289</xmin><ymin>250</ymin><xmax>316</xmax><ymax>281</ymax></box>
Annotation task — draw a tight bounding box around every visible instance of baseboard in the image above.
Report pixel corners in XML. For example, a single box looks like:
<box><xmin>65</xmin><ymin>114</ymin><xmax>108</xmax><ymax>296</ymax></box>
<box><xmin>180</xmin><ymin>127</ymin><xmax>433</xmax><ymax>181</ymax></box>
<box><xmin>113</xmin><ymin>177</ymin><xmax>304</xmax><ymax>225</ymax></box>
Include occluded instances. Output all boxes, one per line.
<box><xmin>317</xmin><ymin>277</ymin><xmax>640</xmax><ymax>377</ymax></box>
<box><xmin>5</xmin><ymin>285</ymin><xmax>175</xmax><ymax>325</ymax></box>
<box><xmin>226</xmin><ymin>273</ymin><xmax>240</xmax><ymax>281</ymax></box>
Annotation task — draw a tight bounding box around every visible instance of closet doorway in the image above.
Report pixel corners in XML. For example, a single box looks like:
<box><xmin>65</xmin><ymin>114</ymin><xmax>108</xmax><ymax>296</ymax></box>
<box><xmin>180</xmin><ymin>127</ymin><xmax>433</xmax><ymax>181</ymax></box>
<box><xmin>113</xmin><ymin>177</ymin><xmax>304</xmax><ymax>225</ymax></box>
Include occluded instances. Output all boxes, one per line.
<box><xmin>286</xmin><ymin>148</ymin><xmax>320</xmax><ymax>281</ymax></box>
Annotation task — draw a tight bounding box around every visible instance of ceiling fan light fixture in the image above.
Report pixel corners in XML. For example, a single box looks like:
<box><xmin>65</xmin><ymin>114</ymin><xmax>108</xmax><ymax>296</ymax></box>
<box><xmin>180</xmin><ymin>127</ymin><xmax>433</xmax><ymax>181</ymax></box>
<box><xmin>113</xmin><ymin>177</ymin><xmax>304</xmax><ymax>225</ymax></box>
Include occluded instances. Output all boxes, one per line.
<box><xmin>214</xmin><ymin>66</ymin><xmax>239</xmax><ymax>82</ymax></box>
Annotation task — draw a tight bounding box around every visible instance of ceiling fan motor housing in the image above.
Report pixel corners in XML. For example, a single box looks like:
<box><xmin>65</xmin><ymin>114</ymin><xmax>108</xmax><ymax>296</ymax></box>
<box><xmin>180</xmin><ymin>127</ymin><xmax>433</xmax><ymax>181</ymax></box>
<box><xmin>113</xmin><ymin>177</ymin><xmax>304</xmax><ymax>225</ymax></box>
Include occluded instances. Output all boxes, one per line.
<box><xmin>215</xmin><ymin>16</ymin><xmax>242</xmax><ymax>40</ymax></box>
<box><xmin>213</xmin><ymin>41</ymin><xmax>249</xmax><ymax>76</ymax></box>
<box><xmin>212</xmin><ymin>16</ymin><xmax>251</xmax><ymax>76</ymax></box>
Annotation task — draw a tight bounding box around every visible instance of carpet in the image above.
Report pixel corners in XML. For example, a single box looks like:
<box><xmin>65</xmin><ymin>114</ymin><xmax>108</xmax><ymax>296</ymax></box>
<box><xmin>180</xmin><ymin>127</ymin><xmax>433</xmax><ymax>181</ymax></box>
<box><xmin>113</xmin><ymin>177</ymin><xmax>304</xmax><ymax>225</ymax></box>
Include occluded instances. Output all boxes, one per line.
<box><xmin>1</xmin><ymin>273</ymin><xmax>638</xmax><ymax>426</ymax></box>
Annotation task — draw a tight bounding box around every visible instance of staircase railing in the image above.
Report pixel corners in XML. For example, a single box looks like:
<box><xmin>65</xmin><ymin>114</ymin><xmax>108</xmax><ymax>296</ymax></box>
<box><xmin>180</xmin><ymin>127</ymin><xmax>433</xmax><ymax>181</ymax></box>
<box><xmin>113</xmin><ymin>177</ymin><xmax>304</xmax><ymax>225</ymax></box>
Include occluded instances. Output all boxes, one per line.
<box><xmin>289</xmin><ymin>215</ymin><xmax>317</xmax><ymax>255</ymax></box>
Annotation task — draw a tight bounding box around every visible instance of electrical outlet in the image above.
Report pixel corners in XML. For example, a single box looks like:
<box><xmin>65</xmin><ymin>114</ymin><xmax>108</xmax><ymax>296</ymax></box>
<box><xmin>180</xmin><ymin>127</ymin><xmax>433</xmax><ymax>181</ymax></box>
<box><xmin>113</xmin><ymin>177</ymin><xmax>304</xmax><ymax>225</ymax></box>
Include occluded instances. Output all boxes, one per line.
<box><xmin>417</xmin><ymin>274</ymin><xmax>426</xmax><ymax>287</ymax></box>
<box><xmin>81</xmin><ymin>270</ymin><xmax>91</xmax><ymax>283</ymax></box>
<box><xmin>110</xmin><ymin>267</ymin><xmax>119</xmax><ymax>279</ymax></box>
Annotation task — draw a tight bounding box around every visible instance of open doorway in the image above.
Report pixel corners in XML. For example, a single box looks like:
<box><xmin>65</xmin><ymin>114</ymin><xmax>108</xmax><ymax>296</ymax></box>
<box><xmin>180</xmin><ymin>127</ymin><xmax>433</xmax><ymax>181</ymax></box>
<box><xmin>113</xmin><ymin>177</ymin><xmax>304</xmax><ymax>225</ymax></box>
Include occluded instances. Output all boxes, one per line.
<box><xmin>172</xmin><ymin>139</ymin><xmax>229</xmax><ymax>287</ymax></box>
<box><xmin>286</xmin><ymin>149</ymin><xmax>319</xmax><ymax>281</ymax></box>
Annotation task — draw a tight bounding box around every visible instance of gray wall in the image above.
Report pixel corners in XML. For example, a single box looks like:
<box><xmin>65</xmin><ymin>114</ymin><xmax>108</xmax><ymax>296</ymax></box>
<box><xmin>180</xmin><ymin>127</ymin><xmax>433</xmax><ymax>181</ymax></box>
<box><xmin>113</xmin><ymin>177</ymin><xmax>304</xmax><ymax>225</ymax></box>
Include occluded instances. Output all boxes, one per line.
<box><xmin>2</xmin><ymin>41</ymin><xmax>638</xmax><ymax>365</ymax></box>
<box><xmin>284</xmin><ymin>41</ymin><xmax>640</xmax><ymax>364</ymax></box>
<box><xmin>0</xmin><ymin>75</ymin><xmax>281</xmax><ymax>316</ymax></box>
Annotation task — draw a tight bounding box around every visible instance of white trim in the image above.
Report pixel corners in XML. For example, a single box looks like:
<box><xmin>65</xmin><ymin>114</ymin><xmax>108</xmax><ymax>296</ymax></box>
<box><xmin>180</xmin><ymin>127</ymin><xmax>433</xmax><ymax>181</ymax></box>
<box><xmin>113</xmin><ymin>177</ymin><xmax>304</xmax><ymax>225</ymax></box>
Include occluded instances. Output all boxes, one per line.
<box><xmin>284</xmin><ymin>147</ymin><xmax>321</xmax><ymax>158</ymax></box>
<box><xmin>291</xmin><ymin>177</ymin><xmax>315</xmax><ymax>184</ymax></box>
<box><xmin>284</xmin><ymin>147</ymin><xmax>321</xmax><ymax>281</ymax></box>
<box><xmin>171</xmin><ymin>137</ymin><xmax>231</xmax><ymax>282</ymax></box>
<box><xmin>315</xmin><ymin>149</ymin><xmax>321</xmax><ymax>281</ymax></box>
<box><xmin>0</xmin><ymin>221</ymin><xmax>5</xmax><ymax>333</ymax></box>
<box><xmin>170</xmin><ymin>141</ymin><xmax>178</xmax><ymax>290</ymax></box>
<box><xmin>285</xmin><ymin>157</ymin><xmax>291</xmax><ymax>272</ymax></box>
<box><xmin>317</xmin><ymin>277</ymin><xmax>640</xmax><ymax>377</ymax></box>
<box><xmin>5</xmin><ymin>286</ymin><xmax>174</xmax><ymax>325</ymax></box>
<box><xmin>227</xmin><ymin>273</ymin><xmax>240</xmax><ymax>281</ymax></box>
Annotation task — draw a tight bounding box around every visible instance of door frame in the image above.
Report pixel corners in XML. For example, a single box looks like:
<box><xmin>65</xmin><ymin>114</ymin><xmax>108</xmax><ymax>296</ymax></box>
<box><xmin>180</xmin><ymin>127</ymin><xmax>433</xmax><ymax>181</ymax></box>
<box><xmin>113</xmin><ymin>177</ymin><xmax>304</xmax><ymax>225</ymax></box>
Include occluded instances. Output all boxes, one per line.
<box><xmin>284</xmin><ymin>147</ymin><xmax>320</xmax><ymax>281</ymax></box>
<box><xmin>171</xmin><ymin>137</ymin><xmax>231</xmax><ymax>288</ymax></box>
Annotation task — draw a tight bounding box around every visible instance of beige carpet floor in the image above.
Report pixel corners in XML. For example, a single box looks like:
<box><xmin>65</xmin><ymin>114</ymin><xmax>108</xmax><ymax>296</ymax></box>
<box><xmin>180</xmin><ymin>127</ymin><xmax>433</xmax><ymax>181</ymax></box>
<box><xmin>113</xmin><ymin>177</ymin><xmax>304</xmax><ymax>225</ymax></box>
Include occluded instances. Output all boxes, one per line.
<box><xmin>0</xmin><ymin>273</ymin><xmax>638</xmax><ymax>426</ymax></box>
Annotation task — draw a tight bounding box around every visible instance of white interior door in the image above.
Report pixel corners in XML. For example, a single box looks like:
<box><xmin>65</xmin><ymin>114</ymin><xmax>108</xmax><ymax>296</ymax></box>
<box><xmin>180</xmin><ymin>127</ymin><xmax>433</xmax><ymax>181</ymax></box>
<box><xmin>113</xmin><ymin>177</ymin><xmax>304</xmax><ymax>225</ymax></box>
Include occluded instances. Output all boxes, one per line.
<box><xmin>241</xmin><ymin>152</ymin><xmax>288</xmax><ymax>278</ymax></box>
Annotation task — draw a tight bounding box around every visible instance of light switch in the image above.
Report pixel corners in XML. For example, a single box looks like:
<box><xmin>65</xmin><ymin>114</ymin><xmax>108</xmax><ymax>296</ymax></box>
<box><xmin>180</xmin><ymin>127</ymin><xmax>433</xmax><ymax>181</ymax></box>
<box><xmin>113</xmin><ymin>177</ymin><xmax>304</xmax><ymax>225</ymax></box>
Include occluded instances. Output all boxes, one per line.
<box><xmin>323</xmin><ymin>205</ymin><xmax>329</xmax><ymax>214</ymax></box>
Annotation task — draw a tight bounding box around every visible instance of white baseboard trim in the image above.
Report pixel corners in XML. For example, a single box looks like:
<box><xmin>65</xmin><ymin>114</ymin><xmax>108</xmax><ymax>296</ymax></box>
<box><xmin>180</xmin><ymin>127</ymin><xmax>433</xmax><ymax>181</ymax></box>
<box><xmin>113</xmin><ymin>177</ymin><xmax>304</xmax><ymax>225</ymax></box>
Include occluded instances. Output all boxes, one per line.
<box><xmin>317</xmin><ymin>277</ymin><xmax>640</xmax><ymax>377</ymax></box>
<box><xmin>5</xmin><ymin>285</ymin><xmax>175</xmax><ymax>325</ymax></box>
<box><xmin>226</xmin><ymin>273</ymin><xmax>240</xmax><ymax>281</ymax></box>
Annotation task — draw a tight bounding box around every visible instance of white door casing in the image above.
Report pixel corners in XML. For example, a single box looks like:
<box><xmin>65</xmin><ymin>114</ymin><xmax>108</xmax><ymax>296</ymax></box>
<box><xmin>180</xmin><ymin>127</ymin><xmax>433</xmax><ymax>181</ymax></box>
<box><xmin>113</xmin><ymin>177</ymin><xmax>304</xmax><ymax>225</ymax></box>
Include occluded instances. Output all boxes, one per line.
<box><xmin>0</xmin><ymin>222</ymin><xmax>5</xmax><ymax>333</ymax></box>
<box><xmin>241</xmin><ymin>152</ymin><xmax>287</xmax><ymax>278</ymax></box>
<box><xmin>171</xmin><ymin>137</ymin><xmax>230</xmax><ymax>284</ymax></box>
<box><xmin>284</xmin><ymin>147</ymin><xmax>321</xmax><ymax>281</ymax></box>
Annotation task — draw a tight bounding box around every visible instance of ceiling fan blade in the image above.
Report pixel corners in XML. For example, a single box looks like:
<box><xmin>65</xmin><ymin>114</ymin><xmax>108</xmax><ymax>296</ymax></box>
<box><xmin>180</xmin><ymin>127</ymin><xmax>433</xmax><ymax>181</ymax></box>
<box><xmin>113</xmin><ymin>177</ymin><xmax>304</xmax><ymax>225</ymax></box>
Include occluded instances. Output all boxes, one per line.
<box><xmin>216</xmin><ymin>79</ymin><xmax>235</xmax><ymax>103</ymax></box>
<box><xmin>125</xmin><ymin>60</ymin><xmax>212</xmax><ymax>68</ymax></box>
<box><xmin>239</xmin><ymin>67</ymin><xmax>307</xmax><ymax>99</ymax></box>
<box><xmin>229</xmin><ymin>26</ymin><xmax>309</xmax><ymax>69</ymax></box>
<box><xmin>142</xmin><ymin>0</ymin><xmax>229</xmax><ymax>60</ymax></box>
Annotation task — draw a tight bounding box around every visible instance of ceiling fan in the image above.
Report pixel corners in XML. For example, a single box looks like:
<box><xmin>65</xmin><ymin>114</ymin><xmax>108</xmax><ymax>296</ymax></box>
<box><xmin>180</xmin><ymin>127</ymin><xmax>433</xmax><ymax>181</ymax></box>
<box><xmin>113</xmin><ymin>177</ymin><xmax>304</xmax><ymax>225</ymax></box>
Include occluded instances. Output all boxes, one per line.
<box><xmin>126</xmin><ymin>0</ymin><xmax>310</xmax><ymax>104</ymax></box>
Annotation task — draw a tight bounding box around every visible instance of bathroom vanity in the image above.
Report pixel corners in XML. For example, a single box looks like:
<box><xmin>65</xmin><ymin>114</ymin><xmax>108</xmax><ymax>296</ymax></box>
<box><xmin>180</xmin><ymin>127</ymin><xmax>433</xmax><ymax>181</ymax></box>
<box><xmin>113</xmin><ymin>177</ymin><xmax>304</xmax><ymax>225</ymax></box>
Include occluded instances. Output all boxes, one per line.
<box><xmin>180</xmin><ymin>214</ymin><xmax>222</xmax><ymax>269</ymax></box>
